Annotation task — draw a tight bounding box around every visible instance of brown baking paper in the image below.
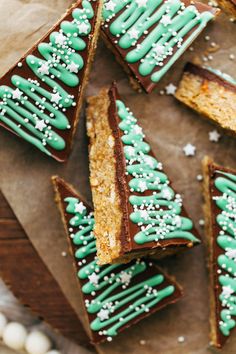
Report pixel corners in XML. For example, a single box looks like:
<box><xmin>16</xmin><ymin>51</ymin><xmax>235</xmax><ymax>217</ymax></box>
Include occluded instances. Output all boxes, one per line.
<box><xmin>0</xmin><ymin>1</ymin><xmax>236</xmax><ymax>353</ymax></box>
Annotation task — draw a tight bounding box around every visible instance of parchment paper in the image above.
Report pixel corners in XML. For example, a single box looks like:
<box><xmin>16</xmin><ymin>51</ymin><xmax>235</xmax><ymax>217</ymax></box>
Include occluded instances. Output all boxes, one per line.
<box><xmin>0</xmin><ymin>1</ymin><xmax>236</xmax><ymax>353</ymax></box>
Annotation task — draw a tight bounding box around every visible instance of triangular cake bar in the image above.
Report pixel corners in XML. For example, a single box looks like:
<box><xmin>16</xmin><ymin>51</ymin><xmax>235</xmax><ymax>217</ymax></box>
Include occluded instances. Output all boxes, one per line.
<box><xmin>203</xmin><ymin>157</ymin><xmax>236</xmax><ymax>348</ymax></box>
<box><xmin>52</xmin><ymin>176</ymin><xmax>183</xmax><ymax>344</ymax></box>
<box><xmin>101</xmin><ymin>0</ymin><xmax>219</xmax><ymax>93</ymax></box>
<box><xmin>0</xmin><ymin>0</ymin><xmax>102</xmax><ymax>162</ymax></box>
<box><xmin>0</xmin><ymin>190</ymin><xmax>92</xmax><ymax>349</ymax></box>
<box><xmin>86</xmin><ymin>83</ymin><xmax>200</xmax><ymax>265</ymax></box>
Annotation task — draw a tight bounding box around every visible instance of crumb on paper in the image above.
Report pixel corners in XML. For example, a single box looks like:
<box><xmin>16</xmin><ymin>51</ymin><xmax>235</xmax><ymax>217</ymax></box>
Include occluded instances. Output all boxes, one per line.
<box><xmin>178</xmin><ymin>336</ymin><xmax>185</xmax><ymax>343</ymax></box>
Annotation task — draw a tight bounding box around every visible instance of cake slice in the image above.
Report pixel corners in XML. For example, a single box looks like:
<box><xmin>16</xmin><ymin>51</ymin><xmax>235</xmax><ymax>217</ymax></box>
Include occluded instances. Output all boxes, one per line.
<box><xmin>175</xmin><ymin>62</ymin><xmax>236</xmax><ymax>136</ymax></box>
<box><xmin>101</xmin><ymin>0</ymin><xmax>219</xmax><ymax>93</ymax></box>
<box><xmin>86</xmin><ymin>83</ymin><xmax>200</xmax><ymax>265</ymax></box>
<box><xmin>0</xmin><ymin>190</ymin><xmax>92</xmax><ymax>349</ymax></box>
<box><xmin>203</xmin><ymin>156</ymin><xmax>236</xmax><ymax>348</ymax></box>
<box><xmin>0</xmin><ymin>0</ymin><xmax>102</xmax><ymax>162</ymax></box>
<box><xmin>218</xmin><ymin>0</ymin><xmax>236</xmax><ymax>19</ymax></box>
<box><xmin>52</xmin><ymin>176</ymin><xmax>183</xmax><ymax>344</ymax></box>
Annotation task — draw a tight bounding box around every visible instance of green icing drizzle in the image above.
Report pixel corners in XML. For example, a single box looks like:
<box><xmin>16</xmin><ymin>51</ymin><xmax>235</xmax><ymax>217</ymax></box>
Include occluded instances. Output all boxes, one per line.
<box><xmin>116</xmin><ymin>99</ymin><xmax>199</xmax><ymax>245</ymax></box>
<box><xmin>206</xmin><ymin>66</ymin><xmax>236</xmax><ymax>86</ymax></box>
<box><xmin>64</xmin><ymin>196</ymin><xmax>176</xmax><ymax>340</ymax></box>
<box><xmin>213</xmin><ymin>171</ymin><xmax>236</xmax><ymax>337</ymax></box>
<box><xmin>0</xmin><ymin>0</ymin><xmax>94</xmax><ymax>157</ymax></box>
<box><xmin>103</xmin><ymin>0</ymin><xmax>214</xmax><ymax>83</ymax></box>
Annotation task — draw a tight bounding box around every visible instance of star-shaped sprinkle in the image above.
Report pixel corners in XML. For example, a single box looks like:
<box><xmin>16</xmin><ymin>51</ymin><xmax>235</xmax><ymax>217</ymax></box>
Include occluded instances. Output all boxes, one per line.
<box><xmin>88</xmin><ymin>272</ymin><xmax>99</xmax><ymax>285</ymax></box>
<box><xmin>55</xmin><ymin>33</ymin><xmax>67</xmax><ymax>46</ymax></box>
<box><xmin>139</xmin><ymin>181</ymin><xmax>147</xmax><ymax>192</ymax></box>
<box><xmin>162</xmin><ymin>188</ymin><xmax>172</xmax><ymax>200</ymax></box>
<box><xmin>78</xmin><ymin>22</ymin><xmax>90</xmax><ymax>34</ymax></box>
<box><xmin>222</xmin><ymin>285</ymin><xmax>234</xmax><ymax>298</ymax></box>
<box><xmin>75</xmin><ymin>202</ymin><xmax>86</xmax><ymax>214</ymax></box>
<box><xmin>12</xmin><ymin>88</ymin><xmax>23</xmax><ymax>100</ymax></box>
<box><xmin>209</xmin><ymin>129</ymin><xmax>221</xmax><ymax>142</ymax></box>
<box><xmin>120</xmin><ymin>272</ymin><xmax>132</xmax><ymax>284</ymax></box>
<box><xmin>174</xmin><ymin>216</ymin><xmax>182</xmax><ymax>228</ymax></box>
<box><xmin>136</xmin><ymin>0</ymin><xmax>148</xmax><ymax>7</ymax></box>
<box><xmin>51</xmin><ymin>92</ymin><xmax>61</xmax><ymax>104</ymax></box>
<box><xmin>67</xmin><ymin>62</ymin><xmax>79</xmax><ymax>73</ymax></box>
<box><xmin>38</xmin><ymin>63</ymin><xmax>50</xmax><ymax>75</ymax></box>
<box><xmin>226</xmin><ymin>248</ymin><xmax>236</xmax><ymax>260</ymax></box>
<box><xmin>133</xmin><ymin>125</ymin><xmax>143</xmax><ymax>135</ymax></box>
<box><xmin>165</xmin><ymin>83</ymin><xmax>177</xmax><ymax>95</ymax></box>
<box><xmin>126</xmin><ymin>146</ymin><xmax>136</xmax><ymax>156</ymax></box>
<box><xmin>105</xmin><ymin>0</ymin><xmax>116</xmax><ymax>11</ymax></box>
<box><xmin>140</xmin><ymin>210</ymin><xmax>149</xmax><ymax>220</ymax></box>
<box><xmin>153</xmin><ymin>44</ymin><xmax>165</xmax><ymax>56</ymax></box>
<box><xmin>97</xmin><ymin>309</ymin><xmax>110</xmax><ymax>321</ymax></box>
<box><xmin>183</xmin><ymin>143</ymin><xmax>196</xmax><ymax>157</ymax></box>
<box><xmin>160</xmin><ymin>15</ymin><xmax>172</xmax><ymax>26</ymax></box>
<box><xmin>128</xmin><ymin>28</ymin><xmax>139</xmax><ymax>40</ymax></box>
<box><xmin>35</xmin><ymin>119</ymin><xmax>47</xmax><ymax>132</ymax></box>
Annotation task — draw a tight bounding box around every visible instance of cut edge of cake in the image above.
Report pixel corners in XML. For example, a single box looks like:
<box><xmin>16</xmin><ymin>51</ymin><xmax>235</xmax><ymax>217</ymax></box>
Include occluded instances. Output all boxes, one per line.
<box><xmin>175</xmin><ymin>62</ymin><xmax>236</xmax><ymax>136</ymax></box>
<box><xmin>86</xmin><ymin>82</ymin><xmax>200</xmax><ymax>265</ymax></box>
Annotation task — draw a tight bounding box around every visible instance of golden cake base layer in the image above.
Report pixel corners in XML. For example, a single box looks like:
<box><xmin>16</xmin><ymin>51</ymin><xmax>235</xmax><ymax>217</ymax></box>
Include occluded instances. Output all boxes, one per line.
<box><xmin>175</xmin><ymin>71</ymin><xmax>236</xmax><ymax>136</ymax></box>
<box><xmin>218</xmin><ymin>0</ymin><xmax>236</xmax><ymax>19</ymax></box>
<box><xmin>86</xmin><ymin>88</ymin><xmax>123</xmax><ymax>265</ymax></box>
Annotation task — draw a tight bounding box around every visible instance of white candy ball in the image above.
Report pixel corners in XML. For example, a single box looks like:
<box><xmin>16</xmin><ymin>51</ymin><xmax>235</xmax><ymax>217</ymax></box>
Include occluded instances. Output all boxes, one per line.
<box><xmin>25</xmin><ymin>331</ymin><xmax>52</xmax><ymax>354</ymax></box>
<box><xmin>0</xmin><ymin>313</ymin><xmax>7</xmax><ymax>337</ymax></box>
<box><xmin>3</xmin><ymin>322</ymin><xmax>27</xmax><ymax>350</ymax></box>
<box><xmin>46</xmin><ymin>351</ymin><xmax>61</xmax><ymax>354</ymax></box>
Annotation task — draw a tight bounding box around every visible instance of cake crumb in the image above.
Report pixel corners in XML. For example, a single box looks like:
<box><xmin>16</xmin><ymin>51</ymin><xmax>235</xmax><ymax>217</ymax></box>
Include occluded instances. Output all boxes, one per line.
<box><xmin>140</xmin><ymin>340</ymin><xmax>146</xmax><ymax>345</ymax></box>
<box><xmin>61</xmin><ymin>251</ymin><xmax>67</xmax><ymax>257</ymax></box>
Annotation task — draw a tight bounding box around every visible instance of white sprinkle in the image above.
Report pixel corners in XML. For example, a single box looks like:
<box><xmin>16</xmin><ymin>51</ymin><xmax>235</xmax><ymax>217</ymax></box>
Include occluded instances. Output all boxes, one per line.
<box><xmin>178</xmin><ymin>336</ymin><xmax>185</xmax><ymax>343</ymax></box>
<box><xmin>196</xmin><ymin>174</ymin><xmax>203</xmax><ymax>182</ymax></box>
<box><xmin>199</xmin><ymin>219</ymin><xmax>205</xmax><ymax>226</ymax></box>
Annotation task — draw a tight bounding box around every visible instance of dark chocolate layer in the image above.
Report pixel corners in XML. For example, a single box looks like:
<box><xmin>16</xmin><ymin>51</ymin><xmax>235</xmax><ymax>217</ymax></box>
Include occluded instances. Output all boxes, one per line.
<box><xmin>184</xmin><ymin>62</ymin><xmax>236</xmax><ymax>93</ymax></box>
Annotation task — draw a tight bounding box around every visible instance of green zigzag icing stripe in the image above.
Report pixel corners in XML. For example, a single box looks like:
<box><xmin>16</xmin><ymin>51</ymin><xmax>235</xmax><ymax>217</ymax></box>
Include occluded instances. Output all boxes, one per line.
<box><xmin>103</xmin><ymin>0</ymin><xmax>214</xmax><ymax>83</ymax></box>
<box><xmin>64</xmin><ymin>196</ymin><xmax>176</xmax><ymax>341</ymax></box>
<box><xmin>213</xmin><ymin>171</ymin><xmax>236</xmax><ymax>337</ymax></box>
<box><xmin>116</xmin><ymin>99</ymin><xmax>199</xmax><ymax>245</ymax></box>
<box><xmin>0</xmin><ymin>0</ymin><xmax>95</xmax><ymax>156</ymax></box>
